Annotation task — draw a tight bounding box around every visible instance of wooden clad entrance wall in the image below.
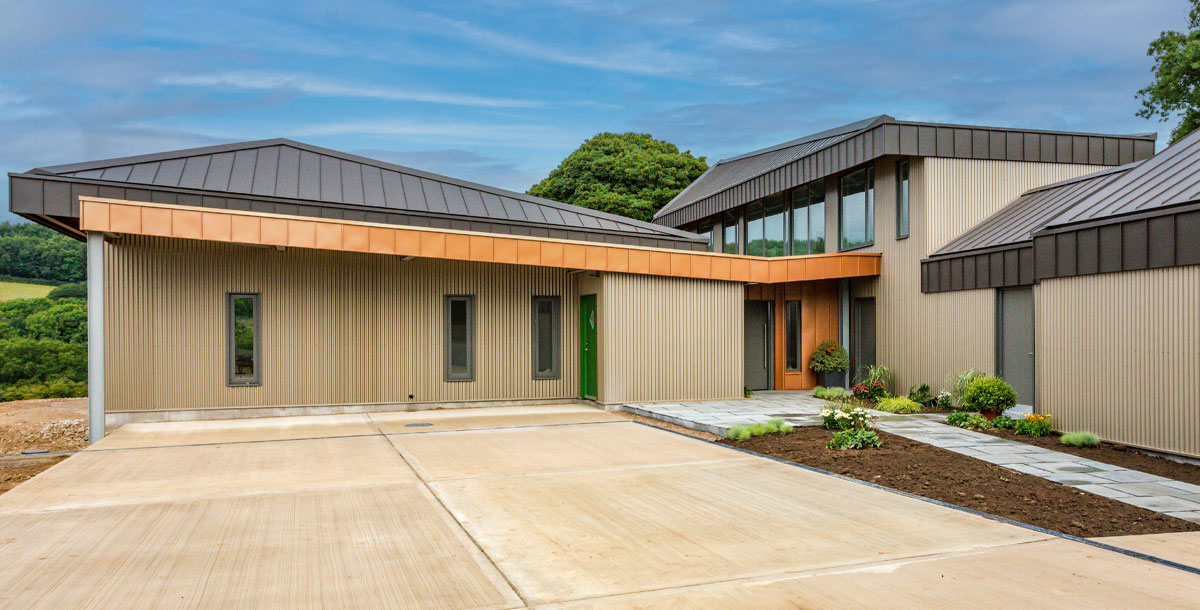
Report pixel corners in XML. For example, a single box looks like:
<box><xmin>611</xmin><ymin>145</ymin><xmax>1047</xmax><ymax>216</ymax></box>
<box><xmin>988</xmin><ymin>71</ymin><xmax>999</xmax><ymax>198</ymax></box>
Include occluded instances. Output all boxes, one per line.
<box><xmin>744</xmin><ymin>280</ymin><xmax>839</xmax><ymax>390</ymax></box>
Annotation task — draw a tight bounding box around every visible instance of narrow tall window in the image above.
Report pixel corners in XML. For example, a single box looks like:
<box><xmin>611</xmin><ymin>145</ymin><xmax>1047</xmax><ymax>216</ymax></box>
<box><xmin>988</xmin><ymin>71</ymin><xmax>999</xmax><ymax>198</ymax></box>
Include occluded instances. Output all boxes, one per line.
<box><xmin>762</xmin><ymin>194</ymin><xmax>787</xmax><ymax>257</ymax></box>
<box><xmin>696</xmin><ymin>222</ymin><xmax>714</xmax><ymax>252</ymax></box>
<box><xmin>896</xmin><ymin>159</ymin><xmax>910</xmax><ymax>239</ymax></box>
<box><xmin>745</xmin><ymin>202</ymin><xmax>765</xmax><ymax>256</ymax></box>
<box><xmin>444</xmin><ymin>295</ymin><xmax>475</xmax><ymax>381</ymax></box>
<box><xmin>790</xmin><ymin>180</ymin><xmax>826</xmax><ymax>255</ymax></box>
<box><xmin>839</xmin><ymin>166</ymin><xmax>874</xmax><ymax>250</ymax></box>
<box><xmin>227</xmin><ymin>293</ymin><xmax>261</xmax><ymax>386</ymax></box>
<box><xmin>722</xmin><ymin>211</ymin><xmax>740</xmax><ymax>254</ymax></box>
<box><xmin>531</xmin><ymin>296</ymin><xmax>561</xmax><ymax>379</ymax></box>
<box><xmin>785</xmin><ymin>300</ymin><xmax>802</xmax><ymax>371</ymax></box>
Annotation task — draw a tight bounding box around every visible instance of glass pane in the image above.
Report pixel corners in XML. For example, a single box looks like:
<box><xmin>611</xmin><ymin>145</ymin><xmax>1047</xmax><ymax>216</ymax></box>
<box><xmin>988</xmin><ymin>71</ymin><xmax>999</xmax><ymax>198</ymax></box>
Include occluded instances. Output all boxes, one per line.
<box><xmin>791</xmin><ymin>202</ymin><xmax>809</xmax><ymax>255</ymax></box>
<box><xmin>809</xmin><ymin>201</ymin><xmax>825</xmax><ymax>254</ymax></box>
<box><xmin>785</xmin><ymin>300</ymin><xmax>801</xmax><ymax>370</ymax></box>
<box><xmin>768</xmin><ymin>207</ymin><xmax>787</xmax><ymax>256</ymax></box>
<box><xmin>232</xmin><ymin>296</ymin><xmax>256</xmax><ymax>379</ymax></box>
<box><xmin>746</xmin><ymin>203</ymin><xmax>765</xmax><ymax>256</ymax></box>
<box><xmin>450</xmin><ymin>299</ymin><xmax>469</xmax><ymax>372</ymax></box>
<box><xmin>866</xmin><ymin>167</ymin><xmax>875</xmax><ymax>244</ymax></box>
<box><xmin>840</xmin><ymin>169</ymin><xmax>868</xmax><ymax>250</ymax></box>
<box><xmin>897</xmin><ymin>161</ymin><xmax>910</xmax><ymax>238</ymax></box>
<box><xmin>535</xmin><ymin>300</ymin><xmax>554</xmax><ymax>375</ymax></box>
<box><xmin>723</xmin><ymin>223</ymin><xmax>738</xmax><ymax>254</ymax></box>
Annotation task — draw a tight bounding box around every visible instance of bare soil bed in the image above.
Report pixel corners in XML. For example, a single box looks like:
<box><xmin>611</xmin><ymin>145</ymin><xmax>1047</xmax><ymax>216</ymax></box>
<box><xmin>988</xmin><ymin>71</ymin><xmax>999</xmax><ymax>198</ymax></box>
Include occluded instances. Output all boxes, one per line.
<box><xmin>723</xmin><ymin>426</ymin><xmax>1200</xmax><ymax>538</ymax></box>
<box><xmin>981</xmin><ymin>428</ymin><xmax>1200</xmax><ymax>487</ymax></box>
<box><xmin>0</xmin><ymin>397</ymin><xmax>87</xmax><ymax>496</ymax></box>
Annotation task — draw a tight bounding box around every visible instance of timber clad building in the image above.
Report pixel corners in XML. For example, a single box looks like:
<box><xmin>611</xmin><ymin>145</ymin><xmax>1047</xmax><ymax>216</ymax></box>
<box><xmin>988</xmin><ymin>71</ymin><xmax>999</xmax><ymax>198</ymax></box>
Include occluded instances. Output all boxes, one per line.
<box><xmin>9</xmin><ymin>115</ymin><xmax>1199</xmax><ymax>458</ymax></box>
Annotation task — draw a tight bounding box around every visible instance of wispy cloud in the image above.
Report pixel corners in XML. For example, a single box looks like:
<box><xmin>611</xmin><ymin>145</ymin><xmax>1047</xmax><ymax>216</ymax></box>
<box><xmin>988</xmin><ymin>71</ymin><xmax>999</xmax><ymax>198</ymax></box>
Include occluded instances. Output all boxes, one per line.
<box><xmin>159</xmin><ymin>72</ymin><xmax>543</xmax><ymax>108</ymax></box>
<box><xmin>287</xmin><ymin>119</ymin><xmax>567</xmax><ymax>146</ymax></box>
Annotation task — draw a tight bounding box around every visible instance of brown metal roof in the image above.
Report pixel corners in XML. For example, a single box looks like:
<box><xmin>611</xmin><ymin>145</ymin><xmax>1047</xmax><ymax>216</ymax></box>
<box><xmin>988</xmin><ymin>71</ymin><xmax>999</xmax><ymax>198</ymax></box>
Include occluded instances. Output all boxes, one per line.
<box><xmin>1047</xmin><ymin>126</ymin><xmax>1200</xmax><ymax>228</ymax></box>
<box><xmin>11</xmin><ymin>139</ymin><xmax>706</xmax><ymax>250</ymax></box>
<box><xmin>654</xmin><ymin>116</ymin><xmax>1156</xmax><ymax>229</ymax></box>
<box><xmin>931</xmin><ymin>162</ymin><xmax>1140</xmax><ymax>258</ymax></box>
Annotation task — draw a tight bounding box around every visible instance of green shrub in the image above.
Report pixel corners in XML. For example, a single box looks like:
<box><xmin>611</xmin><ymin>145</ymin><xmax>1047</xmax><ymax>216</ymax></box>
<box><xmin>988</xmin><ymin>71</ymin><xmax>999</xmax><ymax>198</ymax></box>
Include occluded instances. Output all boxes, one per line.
<box><xmin>0</xmin><ymin>337</ymin><xmax>87</xmax><ymax>386</ymax></box>
<box><xmin>857</xmin><ymin>364</ymin><xmax>894</xmax><ymax>389</ymax></box>
<box><xmin>727</xmin><ymin>419</ymin><xmax>793</xmax><ymax>441</ymax></box>
<box><xmin>875</xmin><ymin>397</ymin><xmax>922</xmax><ymax>414</ymax></box>
<box><xmin>961</xmin><ymin>376</ymin><xmax>1017</xmax><ymax>413</ymax></box>
<box><xmin>744</xmin><ymin>385</ymin><xmax>754</xmax><ymax>398</ymax></box>
<box><xmin>1</xmin><ymin>377</ymin><xmax>87</xmax><ymax>401</ymax></box>
<box><xmin>762</xmin><ymin>418</ymin><xmax>793</xmax><ymax>434</ymax></box>
<box><xmin>991</xmin><ymin>415</ymin><xmax>1016</xmax><ymax>429</ymax></box>
<box><xmin>827</xmin><ymin>429</ymin><xmax>882</xmax><ymax>449</ymax></box>
<box><xmin>1060</xmin><ymin>431</ymin><xmax>1100</xmax><ymax>447</ymax></box>
<box><xmin>814</xmin><ymin>386</ymin><xmax>851</xmax><ymax>400</ymax></box>
<box><xmin>907</xmin><ymin>383</ymin><xmax>932</xmax><ymax>405</ymax></box>
<box><xmin>809</xmin><ymin>339</ymin><xmax>849</xmax><ymax>373</ymax></box>
<box><xmin>727</xmin><ymin>425</ymin><xmax>752</xmax><ymax>441</ymax></box>
<box><xmin>47</xmin><ymin>282</ymin><xmax>87</xmax><ymax>299</ymax></box>
<box><xmin>946</xmin><ymin>411</ymin><xmax>991</xmax><ymax>431</ymax></box>
<box><xmin>1014</xmin><ymin>414</ymin><xmax>1053</xmax><ymax>437</ymax></box>
<box><xmin>25</xmin><ymin>300</ymin><xmax>87</xmax><ymax>344</ymax></box>
<box><xmin>946</xmin><ymin>368</ymin><xmax>986</xmax><ymax>408</ymax></box>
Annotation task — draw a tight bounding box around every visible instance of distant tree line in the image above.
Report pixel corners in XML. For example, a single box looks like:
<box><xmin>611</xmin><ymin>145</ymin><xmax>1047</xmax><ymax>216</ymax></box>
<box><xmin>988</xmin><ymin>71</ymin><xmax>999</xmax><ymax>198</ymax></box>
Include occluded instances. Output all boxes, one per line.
<box><xmin>0</xmin><ymin>222</ymin><xmax>86</xmax><ymax>284</ymax></box>
<box><xmin>0</xmin><ymin>290</ymin><xmax>88</xmax><ymax>401</ymax></box>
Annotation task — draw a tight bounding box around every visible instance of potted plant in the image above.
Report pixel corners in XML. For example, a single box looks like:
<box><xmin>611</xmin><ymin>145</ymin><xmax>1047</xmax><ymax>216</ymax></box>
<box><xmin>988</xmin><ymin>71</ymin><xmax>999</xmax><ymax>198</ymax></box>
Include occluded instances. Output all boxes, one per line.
<box><xmin>809</xmin><ymin>339</ymin><xmax>849</xmax><ymax>388</ymax></box>
<box><xmin>961</xmin><ymin>375</ymin><xmax>1017</xmax><ymax>419</ymax></box>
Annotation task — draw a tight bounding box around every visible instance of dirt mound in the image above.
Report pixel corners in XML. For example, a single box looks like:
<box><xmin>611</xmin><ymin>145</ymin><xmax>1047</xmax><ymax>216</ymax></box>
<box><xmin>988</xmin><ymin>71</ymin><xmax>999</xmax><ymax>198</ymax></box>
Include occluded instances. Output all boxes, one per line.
<box><xmin>0</xmin><ymin>397</ymin><xmax>88</xmax><ymax>455</ymax></box>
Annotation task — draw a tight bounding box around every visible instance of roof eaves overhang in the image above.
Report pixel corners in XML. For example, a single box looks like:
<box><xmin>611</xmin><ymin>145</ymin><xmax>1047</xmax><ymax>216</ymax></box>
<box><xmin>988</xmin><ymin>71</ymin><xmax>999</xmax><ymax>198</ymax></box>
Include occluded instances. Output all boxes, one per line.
<box><xmin>79</xmin><ymin>197</ymin><xmax>881</xmax><ymax>284</ymax></box>
<box><xmin>11</xmin><ymin>172</ymin><xmax>708</xmax><ymax>249</ymax></box>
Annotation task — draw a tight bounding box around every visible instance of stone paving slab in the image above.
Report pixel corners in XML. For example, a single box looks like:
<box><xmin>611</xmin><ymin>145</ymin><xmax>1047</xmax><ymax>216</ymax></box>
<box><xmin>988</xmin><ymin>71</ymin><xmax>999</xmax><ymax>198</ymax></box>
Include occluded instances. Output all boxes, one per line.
<box><xmin>623</xmin><ymin>391</ymin><xmax>1200</xmax><ymax>526</ymax></box>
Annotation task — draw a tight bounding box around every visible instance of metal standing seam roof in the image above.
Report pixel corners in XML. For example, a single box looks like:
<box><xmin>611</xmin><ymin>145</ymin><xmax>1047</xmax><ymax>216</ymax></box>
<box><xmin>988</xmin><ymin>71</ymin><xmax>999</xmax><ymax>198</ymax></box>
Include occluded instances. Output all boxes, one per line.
<box><xmin>654</xmin><ymin>114</ymin><xmax>1156</xmax><ymax>229</ymax></box>
<box><xmin>655</xmin><ymin>116</ymin><xmax>884</xmax><ymax>219</ymax></box>
<box><xmin>1047</xmin><ymin>125</ymin><xmax>1200</xmax><ymax>228</ymax></box>
<box><xmin>930</xmin><ymin>162</ymin><xmax>1142</xmax><ymax>258</ymax></box>
<box><xmin>17</xmin><ymin>138</ymin><xmax>704</xmax><ymax>245</ymax></box>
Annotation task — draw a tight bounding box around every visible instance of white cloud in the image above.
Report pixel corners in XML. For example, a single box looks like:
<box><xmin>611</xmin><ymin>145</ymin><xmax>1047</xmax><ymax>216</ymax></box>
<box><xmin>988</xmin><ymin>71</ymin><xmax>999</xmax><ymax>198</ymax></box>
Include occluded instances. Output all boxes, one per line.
<box><xmin>159</xmin><ymin>72</ymin><xmax>543</xmax><ymax>108</ymax></box>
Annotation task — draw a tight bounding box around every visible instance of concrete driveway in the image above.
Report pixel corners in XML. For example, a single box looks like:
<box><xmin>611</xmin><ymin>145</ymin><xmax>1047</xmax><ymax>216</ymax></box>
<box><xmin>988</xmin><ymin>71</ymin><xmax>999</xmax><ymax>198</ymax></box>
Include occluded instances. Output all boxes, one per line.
<box><xmin>0</xmin><ymin>405</ymin><xmax>1197</xmax><ymax>608</ymax></box>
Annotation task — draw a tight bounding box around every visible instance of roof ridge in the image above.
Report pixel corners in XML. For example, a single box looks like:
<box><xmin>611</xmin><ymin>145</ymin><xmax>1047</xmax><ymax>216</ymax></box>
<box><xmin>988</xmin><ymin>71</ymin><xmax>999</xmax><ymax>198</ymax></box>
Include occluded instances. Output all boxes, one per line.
<box><xmin>715</xmin><ymin>115</ymin><xmax>893</xmax><ymax>165</ymax></box>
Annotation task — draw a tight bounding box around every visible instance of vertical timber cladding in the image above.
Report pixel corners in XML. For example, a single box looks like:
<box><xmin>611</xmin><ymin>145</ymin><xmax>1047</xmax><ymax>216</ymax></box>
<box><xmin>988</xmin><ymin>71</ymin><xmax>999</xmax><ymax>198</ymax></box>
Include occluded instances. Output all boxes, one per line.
<box><xmin>744</xmin><ymin>281</ymin><xmax>838</xmax><ymax>390</ymax></box>
<box><xmin>846</xmin><ymin>158</ymin><xmax>1104</xmax><ymax>392</ymax></box>
<box><xmin>596</xmin><ymin>272</ymin><xmax>743</xmax><ymax>404</ymax></box>
<box><xmin>1036</xmin><ymin>267</ymin><xmax>1200</xmax><ymax>458</ymax></box>
<box><xmin>104</xmin><ymin>235</ymin><xmax>581</xmax><ymax>412</ymax></box>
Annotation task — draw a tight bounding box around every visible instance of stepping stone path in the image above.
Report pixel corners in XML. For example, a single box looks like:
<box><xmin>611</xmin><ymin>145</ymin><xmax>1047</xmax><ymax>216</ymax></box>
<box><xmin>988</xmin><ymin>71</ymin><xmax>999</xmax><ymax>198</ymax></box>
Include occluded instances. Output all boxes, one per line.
<box><xmin>623</xmin><ymin>391</ymin><xmax>1200</xmax><ymax>525</ymax></box>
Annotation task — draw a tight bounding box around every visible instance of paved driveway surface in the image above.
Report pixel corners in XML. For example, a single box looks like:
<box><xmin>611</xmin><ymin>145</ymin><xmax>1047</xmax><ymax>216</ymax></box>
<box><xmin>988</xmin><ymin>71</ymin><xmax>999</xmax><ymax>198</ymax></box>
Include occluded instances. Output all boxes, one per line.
<box><xmin>1</xmin><ymin>405</ymin><xmax>1197</xmax><ymax>608</ymax></box>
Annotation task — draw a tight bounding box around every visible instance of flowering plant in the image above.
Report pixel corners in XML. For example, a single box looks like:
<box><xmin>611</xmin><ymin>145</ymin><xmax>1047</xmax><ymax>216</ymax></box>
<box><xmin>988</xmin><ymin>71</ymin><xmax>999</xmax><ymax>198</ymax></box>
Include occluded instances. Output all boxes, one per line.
<box><xmin>820</xmin><ymin>407</ymin><xmax>874</xmax><ymax>431</ymax></box>
<box><xmin>851</xmin><ymin>380</ymin><xmax>888</xmax><ymax>402</ymax></box>
<box><xmin>1014</xmin><ymin>414</ymin><xmax>1052</xmax><ymax>437</ymax></box>
<box><xmin>809</xmin><ymin>340</ymin><xmax>849</xmax><ymax>373</ymax></box>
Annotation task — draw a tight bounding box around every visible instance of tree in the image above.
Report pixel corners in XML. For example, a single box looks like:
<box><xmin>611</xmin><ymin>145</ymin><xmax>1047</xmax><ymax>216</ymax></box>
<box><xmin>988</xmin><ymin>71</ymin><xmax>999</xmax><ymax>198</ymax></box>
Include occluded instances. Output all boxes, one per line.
<box><xmin>528</xmin><ymin>133</ymin><xmax>707</xmax><ymax>222</ymax></box>
<box><xmin>0</xmin><ymin>222</ymin><xmax>86</xmax><ymax>283</ymax></box>
<box><xmin>1137</xmin><ymin>1</ymin><xmax>1200</xmax><ymax>143</ymax></box>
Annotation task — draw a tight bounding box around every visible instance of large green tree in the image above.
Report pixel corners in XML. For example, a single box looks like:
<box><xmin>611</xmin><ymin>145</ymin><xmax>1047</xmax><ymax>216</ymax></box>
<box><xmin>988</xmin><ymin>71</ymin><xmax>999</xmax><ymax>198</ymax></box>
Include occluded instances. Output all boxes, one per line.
<box><xmin>1137</xmin><ymin>0</ymin><xmax>1200</xmax><ymax>143</ymax></box>
<box><xmin>0</xmin><ymin>222</ymin><xmax>86</xmax><ymax>283</ymax></box>
<box><xmin>529</xmin><ymin>133</ymin><xmax>707</xmax><ymax>222</ymax></box>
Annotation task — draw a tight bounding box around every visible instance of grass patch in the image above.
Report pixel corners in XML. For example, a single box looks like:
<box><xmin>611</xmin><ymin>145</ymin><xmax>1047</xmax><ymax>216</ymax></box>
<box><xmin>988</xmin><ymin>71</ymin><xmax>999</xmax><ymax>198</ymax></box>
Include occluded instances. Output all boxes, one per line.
<box><xmin>728</xmin><ymin>418</ymin><xmax>793</xmax><ymax>441</ymax></box>
<box><xmin>1060</xmin><ymin>431</ymin><xmax>1101</xmax><ymax>447</ymax></box>
<box><xmin>875</xmin><ymin>397</ymin><xmax>922</xmax><ymax>414</ymax></box>
<box><xmin>0</xmin><ymin>281</ymin><xmax>53</xmax><ymax>302</ymax></box>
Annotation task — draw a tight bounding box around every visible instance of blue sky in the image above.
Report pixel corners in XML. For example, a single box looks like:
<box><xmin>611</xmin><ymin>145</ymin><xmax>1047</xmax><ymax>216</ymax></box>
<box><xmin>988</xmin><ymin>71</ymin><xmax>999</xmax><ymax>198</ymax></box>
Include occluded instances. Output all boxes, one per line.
<box><xmin>0</xmin><ymin>0</ymin><xmax>1191</xmax><ymax>223</ymax></box>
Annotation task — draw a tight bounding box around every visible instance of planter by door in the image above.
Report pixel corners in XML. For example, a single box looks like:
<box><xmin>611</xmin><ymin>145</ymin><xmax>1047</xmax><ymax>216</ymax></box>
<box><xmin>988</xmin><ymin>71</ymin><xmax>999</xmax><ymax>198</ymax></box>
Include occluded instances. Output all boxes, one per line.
<box><xmin>820</xmin><ymin>371</ymin><xmax>846</xmax><ymax>388</ymax></box>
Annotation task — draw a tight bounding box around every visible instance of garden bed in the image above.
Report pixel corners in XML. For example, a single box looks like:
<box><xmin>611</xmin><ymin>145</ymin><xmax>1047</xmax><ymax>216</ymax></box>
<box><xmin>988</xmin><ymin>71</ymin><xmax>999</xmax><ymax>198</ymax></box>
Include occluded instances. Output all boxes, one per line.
<box><xmin>980</xmin><ymin>428</ymin><xmax>1200</xmax><ymax>487</ymax></box>
<box><xmin>722</xmin><ymin>427</ymin><xmax>1200</xmax><ymax>538</ymax></box>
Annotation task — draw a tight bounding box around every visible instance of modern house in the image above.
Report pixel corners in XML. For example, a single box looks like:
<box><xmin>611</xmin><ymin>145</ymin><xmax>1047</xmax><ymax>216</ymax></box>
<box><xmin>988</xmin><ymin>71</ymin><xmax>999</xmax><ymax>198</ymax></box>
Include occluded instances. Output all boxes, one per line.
<box><xmin>8</xmin><ymin>139</ymin><xmax>880</xmax><ymax>442</ymax></box>
<box><xmin>11</xmin><ymin>115</ymin><xmax>1195</xmax><ymax>459</ymax></box>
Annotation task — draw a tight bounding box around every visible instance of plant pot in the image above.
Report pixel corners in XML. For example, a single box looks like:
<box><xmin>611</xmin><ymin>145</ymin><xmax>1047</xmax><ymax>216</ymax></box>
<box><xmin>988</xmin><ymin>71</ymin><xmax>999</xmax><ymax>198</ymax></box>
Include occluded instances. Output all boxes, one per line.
<box><xmin>820</xmin><ymin>371</ymin><xmax>847</xmax><ymax>388</ymax></box>
<box><xmin>981</xmin><ymin>410</ymin><xmax>1002</xmax><ymax>421</ymax></box>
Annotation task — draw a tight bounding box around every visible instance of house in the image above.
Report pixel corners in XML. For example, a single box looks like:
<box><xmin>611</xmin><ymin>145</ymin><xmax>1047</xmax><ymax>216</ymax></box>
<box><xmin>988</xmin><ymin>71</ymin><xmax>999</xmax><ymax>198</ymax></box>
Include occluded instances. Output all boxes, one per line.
<box><xmin>922</xmin><ymin>127</ymin><xmax>1200</xmax><ymax>458</ymax></box>
<box><xmin>9</xmin><ymin>139</ymin><xmax>880</xmax><ymax>442</ymax></box>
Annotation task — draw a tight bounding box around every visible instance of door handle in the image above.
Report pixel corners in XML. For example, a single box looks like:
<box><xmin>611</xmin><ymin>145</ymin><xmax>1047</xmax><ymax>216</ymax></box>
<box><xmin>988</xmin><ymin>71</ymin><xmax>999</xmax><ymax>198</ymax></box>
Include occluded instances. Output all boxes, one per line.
<box><xmin>763</xmin><ymin>321</ymin><xmax>769</xmax><ymax>367</ymax></box>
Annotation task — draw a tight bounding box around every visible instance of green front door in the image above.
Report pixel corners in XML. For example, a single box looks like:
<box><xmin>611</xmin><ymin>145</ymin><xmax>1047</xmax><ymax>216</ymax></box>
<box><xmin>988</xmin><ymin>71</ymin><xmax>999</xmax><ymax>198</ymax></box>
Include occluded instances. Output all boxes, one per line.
<box><xmin>579</xmin><ymin>294</ymin><xmax>598</xmax><ymax>399</ymax></box>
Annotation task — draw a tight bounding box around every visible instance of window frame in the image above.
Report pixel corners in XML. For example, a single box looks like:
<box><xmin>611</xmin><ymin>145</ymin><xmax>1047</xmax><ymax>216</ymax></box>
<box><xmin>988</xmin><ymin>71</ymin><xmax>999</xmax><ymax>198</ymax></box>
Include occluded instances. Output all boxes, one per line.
<box><xmin>789</xmin><ymin>180</ymin><xmax>826</xmax><ymax>255</ymax></box>
<box><xmin>745</xmin><ymin>201</ymin><xmax>766</xmax><ymax>256</ymax></box>
<box><xmin>896</xmin><ymin>159</ymin><xmax>910</xmax><ymax>240</ymax></box>
<box><xmin>838</xmin><ymin>166</ymin><xmax>875</xmax><ymax>251</ymax></box>
<box><xmin>531</xmin><ymin>296</ymin><xmax>562</xmax><ymax>380</ymax></box>
<box><xmin>722</xmin><ymin>210</ymin><xmax>740</xmax><ymax>254</ymax></box>
<box><xmin>443</xmin><ymin>295</ymin><xmax>476</xmax><ymax>382</ymax></box>
<box><xmin>784</xmin><ymin>299</ymin><xmax>802</xmax><ymax>371</ymax></box>
<box><xmin>226</xmin><ymin>292</ymin><xmax>262</xmax><ymax>387</ymax></box>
